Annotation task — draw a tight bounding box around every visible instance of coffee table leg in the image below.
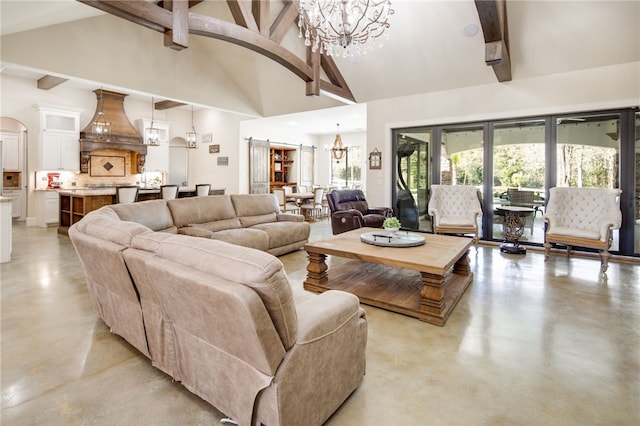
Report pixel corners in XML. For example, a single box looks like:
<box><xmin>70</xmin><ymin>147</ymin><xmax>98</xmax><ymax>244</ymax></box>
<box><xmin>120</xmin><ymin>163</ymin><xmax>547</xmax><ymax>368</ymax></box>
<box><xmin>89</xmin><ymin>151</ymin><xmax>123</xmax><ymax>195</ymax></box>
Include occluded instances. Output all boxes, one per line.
<box><xmin>420</xmin><ymin>272</ymin><xmax>446</xmax><ymax>314</ymax></box>
<box><xmin>453</xmin><ymin>250</ymin><xmax>471</xmax><ymax>276</ymax></box>
<box><xmin>304</xmin><ymin>252</ymin><xmax>328</xmax><ymax>292</ymax></box>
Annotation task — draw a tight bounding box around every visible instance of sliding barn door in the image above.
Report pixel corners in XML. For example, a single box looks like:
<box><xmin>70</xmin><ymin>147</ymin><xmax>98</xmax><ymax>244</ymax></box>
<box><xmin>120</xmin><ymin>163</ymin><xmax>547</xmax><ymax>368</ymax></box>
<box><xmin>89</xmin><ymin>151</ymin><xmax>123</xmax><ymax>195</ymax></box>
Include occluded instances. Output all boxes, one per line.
<box><xmin>299</xmin><ymin>145</ymin><xmax>315</xmax><ymax>189</ymax></box>
<box><xmin>249</xmin><ymin>138</ymin><xmax>270</xmax><ymax>193</ymax></box>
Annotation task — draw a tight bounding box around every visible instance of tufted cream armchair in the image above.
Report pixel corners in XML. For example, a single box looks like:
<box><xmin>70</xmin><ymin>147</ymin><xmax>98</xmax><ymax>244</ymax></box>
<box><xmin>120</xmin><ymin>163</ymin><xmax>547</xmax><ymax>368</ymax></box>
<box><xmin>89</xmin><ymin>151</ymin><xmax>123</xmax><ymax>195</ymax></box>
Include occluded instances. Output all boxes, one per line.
<box><xmin>544</xmin><ymin>187</ymin><xmax>622</xmax><ymax>272</ymax></box>
<box><xmin>428</xmin><ymin>184</ymin><xmax>483</xmax><ymax>248</ymax></box>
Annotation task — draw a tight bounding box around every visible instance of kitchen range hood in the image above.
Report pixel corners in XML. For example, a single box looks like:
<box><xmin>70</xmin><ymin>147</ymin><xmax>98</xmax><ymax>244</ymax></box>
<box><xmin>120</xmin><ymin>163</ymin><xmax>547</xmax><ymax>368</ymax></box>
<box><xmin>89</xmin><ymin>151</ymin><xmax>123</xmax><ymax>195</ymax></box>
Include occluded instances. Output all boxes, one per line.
<box><xmin>79</xmin><ymin>89</ymin><xmax>147</xmax><ymax>174</ymax></box>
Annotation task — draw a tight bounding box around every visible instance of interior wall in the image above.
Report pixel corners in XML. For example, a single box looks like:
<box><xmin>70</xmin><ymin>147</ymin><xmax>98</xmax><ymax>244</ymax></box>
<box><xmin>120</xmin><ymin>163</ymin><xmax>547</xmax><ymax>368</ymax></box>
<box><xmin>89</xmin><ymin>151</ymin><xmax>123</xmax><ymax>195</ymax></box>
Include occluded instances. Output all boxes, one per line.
<box><xmin>187</xmin><ymin>108</ymin><xmax>242</xmax><ymax>194</ymax></box>
<box><xmin>366</xmin><ymin>62</ymin><xmax>640</xmax><ymax>208</ymax></box>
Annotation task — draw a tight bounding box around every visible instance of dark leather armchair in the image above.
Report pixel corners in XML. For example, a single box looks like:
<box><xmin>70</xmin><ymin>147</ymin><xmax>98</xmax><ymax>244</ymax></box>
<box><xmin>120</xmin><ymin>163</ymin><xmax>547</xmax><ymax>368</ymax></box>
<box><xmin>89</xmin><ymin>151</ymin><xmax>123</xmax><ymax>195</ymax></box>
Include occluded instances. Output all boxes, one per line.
<box><xmin>326</xmin><ymin>189</ymin><xmax>393</xmax><ymax>235</ymax></box>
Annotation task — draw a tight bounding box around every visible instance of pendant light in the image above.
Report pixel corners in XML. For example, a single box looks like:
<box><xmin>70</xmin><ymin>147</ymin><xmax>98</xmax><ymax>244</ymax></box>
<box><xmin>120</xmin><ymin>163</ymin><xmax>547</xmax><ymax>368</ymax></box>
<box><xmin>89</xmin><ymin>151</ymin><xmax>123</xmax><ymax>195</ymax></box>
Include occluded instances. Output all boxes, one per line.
<box><xmin>145</xmin><ymin>97</ymin><xmax>160</xmax><ymax>146</ymax></box>
<box><xmin>331</xmin><ymin>123</ymin><xmax>346</xmax><ymax>161</ymax></box>
<box><xmin>186</xmin><ymin>105</ymin><xmax>198</xmax><ymax>149</ymax></box>
<box><xmin>91</xmin><ymin>90</ymin><xmax>111</xmax><ymax>141</ymax></box>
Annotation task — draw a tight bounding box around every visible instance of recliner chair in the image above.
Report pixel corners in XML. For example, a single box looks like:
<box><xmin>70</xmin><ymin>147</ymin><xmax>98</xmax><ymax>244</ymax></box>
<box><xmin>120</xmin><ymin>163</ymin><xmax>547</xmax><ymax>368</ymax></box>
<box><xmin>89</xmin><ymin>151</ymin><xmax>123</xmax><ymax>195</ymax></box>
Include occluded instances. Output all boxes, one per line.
<box><xmin>326</xmin><ymin>189</ymin><xmax>393</xmax><ymax>235</ymax></box>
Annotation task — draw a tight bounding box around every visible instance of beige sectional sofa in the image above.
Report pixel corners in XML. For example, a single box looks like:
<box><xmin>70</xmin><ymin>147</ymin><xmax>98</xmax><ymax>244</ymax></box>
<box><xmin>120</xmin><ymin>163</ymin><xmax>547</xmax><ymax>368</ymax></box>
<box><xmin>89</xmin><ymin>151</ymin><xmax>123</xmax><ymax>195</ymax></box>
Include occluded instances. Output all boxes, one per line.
<box><xmin>69</xmin><ymin>194</ymin><xmax>367</xmax><ymax>426</ymax></box>
<box><xmin>109</xmin><ymin>193</ymin><xmax>310</xmax><ymax>256</ymax></box>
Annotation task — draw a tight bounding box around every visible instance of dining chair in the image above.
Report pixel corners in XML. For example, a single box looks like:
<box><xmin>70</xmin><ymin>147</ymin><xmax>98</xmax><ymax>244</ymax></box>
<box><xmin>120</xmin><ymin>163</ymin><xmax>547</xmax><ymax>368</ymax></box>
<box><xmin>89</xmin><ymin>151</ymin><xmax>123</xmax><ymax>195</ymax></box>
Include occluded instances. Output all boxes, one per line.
<box><xmin>301</xmin><ymin>187</ymin><xmax>324</xmax><ymax>221</ymax></box>
<box><xmin>160</xmin><ymin>184</ymin><xmax>179</xmax><ymax>200</ymax></box>
<box><xmin>195</xmin><ymin>184</ymin><xmax>211</xmax><ymax>197</ymax></box>
<box><xmin>116</xmin><ymin>185</ymin><xmax>139</xmax><ymax>204</ymax></box>
<box><xmin>273</xmin><ymin>188</ymin><xmax>299</xmax><ymax>214</ymax></box>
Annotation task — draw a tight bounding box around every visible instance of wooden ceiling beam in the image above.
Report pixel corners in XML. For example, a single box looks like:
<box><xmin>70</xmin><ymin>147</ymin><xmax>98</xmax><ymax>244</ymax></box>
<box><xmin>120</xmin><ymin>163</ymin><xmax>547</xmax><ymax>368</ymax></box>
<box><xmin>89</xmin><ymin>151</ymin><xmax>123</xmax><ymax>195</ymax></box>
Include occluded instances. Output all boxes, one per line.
<box><xmin>252</xmin><ymin>0</ymin><xmax>270</xmax><ymax>37</ymax></box>
<box><xmin>163</xmin><ymin>0</ymin><xmax>189</xmax><ymax>50</ymax></box>
<box><xmin>154</xmin><ymin>100</ymin><xmax>187</xmax><ymax>110</ymax></box>
<box><xmin>306</xmin><ymin>48</ymin><xmax>321</xmax><ymax>96</ymax></box>
<box><xmin>37</xmin><ymin>75</ymin><xmax>68</xmax><ymax>90</ymax></box>
<box><xmin>78</xmin><ymin>0</ymin><xmax>356</xmax><ymax>102</ymax></box>
<box><xmin>270</xmin><ymin>1</ymin><xmax>298</xmax><ymax>44</ymax></box>
<box><xmin>475</xmin><ymin>0</ymin><xmax>512</xmax><ymax>82</ymax></box>
<box><xmin>226</xmin><ymin>0</ymin><xmax>259</xmax><ymax>32</ymax></box>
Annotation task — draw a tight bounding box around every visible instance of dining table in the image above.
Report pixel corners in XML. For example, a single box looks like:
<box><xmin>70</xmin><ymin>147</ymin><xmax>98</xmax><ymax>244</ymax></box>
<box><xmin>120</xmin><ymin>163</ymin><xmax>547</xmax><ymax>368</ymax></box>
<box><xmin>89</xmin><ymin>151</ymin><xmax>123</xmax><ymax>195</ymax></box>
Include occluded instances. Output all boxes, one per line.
<box><xmin>287</xmin><ymin>192</ymin><xmax>315</xmax><ymax>206</ymax></box>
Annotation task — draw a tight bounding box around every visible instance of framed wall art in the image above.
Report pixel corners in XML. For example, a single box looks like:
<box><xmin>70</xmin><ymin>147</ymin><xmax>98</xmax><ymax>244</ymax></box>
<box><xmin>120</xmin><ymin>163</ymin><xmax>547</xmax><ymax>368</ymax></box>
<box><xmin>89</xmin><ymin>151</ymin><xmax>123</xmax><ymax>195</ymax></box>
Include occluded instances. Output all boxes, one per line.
<box><xmin>368</xmin><ymin>148</ymin><xmax>382</xmax><ymax>170</ymax></box>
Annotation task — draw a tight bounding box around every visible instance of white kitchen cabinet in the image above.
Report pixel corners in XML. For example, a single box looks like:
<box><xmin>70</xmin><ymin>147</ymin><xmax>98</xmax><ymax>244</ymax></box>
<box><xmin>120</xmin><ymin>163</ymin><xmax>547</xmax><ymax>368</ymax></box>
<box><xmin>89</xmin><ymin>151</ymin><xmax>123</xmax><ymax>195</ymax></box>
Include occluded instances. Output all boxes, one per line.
<box><xmin>36</xmin><ymin>191</ymin><xmax>60</xmax><ymax>227</ymax></box>
<box><xmin>1</xmin><ymin>132</ymin><xmax>22</xmax><ymax>171</ymax></box>
<box><xmin>3</xmin><ymin>189</ymin><xmax>24</xmax><ymax>219</ymax></box>
<box><xmin>135</xmin><ymin>118</ymin><xmax>170</xmax><ymax>172</ymax></box>
<box><xmin>40</xmin><ymin>131</ymin><xmax>80</xmax><ymax>171</ymax></box>
<box><xmin>35</xmin><ymin>105</ymin><xmax>81</xmax><ymax>171</ymax></box>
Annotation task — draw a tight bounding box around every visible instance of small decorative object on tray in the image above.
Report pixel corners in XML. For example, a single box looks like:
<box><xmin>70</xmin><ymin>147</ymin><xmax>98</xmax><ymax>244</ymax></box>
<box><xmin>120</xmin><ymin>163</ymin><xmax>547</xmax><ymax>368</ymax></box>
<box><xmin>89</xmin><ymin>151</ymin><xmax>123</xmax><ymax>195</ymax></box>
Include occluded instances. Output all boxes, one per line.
<box><xmin>383</xmin><ymin>216</ymin><xmax>401</xmax><ymax>234</ymax></box>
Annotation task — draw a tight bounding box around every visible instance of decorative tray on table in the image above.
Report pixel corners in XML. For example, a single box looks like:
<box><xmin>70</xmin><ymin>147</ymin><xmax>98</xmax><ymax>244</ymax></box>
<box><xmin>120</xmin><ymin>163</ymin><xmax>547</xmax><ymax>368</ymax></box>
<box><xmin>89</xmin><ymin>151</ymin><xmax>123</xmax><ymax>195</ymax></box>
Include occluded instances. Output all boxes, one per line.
<box><xmin>360</xmin><ymin>231</ymin><xmax>425</xmax><ymax>247</ymax></box>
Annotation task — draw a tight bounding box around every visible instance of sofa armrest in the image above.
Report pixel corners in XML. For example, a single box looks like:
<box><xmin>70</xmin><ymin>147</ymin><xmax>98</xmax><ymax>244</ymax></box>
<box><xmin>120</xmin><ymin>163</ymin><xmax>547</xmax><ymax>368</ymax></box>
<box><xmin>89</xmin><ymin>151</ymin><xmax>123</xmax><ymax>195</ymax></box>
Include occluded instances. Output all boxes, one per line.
<box><xmin>178</xmin><ymin>226</ymin><xmax>214</xmax><ymax>238</ymax></box>
<box><xmin>295</xmin><ymin>290</ymin><xmax>363</xmax><ymax>343</ymax></box>
<box><xmin>276</xmin><ymin>213</ymin><xmax>304</xmax><ymax>222</ymax></box>
<box><xmin>332</xmin><ymin>209</ymin><xmax>364</xmax><ymax>220</ymax></box>
<box><xmin>366</xmin><ymin>207</ymin><xmax>393</xmax><ymax>216</ymax></box>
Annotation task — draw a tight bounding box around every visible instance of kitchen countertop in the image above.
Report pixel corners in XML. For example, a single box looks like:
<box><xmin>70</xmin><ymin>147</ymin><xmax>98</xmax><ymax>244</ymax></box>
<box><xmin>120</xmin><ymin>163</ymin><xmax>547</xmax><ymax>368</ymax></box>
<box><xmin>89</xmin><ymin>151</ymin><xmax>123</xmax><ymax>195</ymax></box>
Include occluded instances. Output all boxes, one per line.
<box><xmin>55</xmin><ymin>187</ymin><xmax>225</xmax><ymax>196</ymax></box>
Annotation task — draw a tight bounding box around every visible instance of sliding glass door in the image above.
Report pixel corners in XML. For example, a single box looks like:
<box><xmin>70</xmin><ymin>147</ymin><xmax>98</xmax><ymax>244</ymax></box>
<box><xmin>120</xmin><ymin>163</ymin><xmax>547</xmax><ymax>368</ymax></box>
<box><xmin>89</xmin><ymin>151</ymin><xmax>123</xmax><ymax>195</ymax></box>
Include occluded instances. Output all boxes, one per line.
<box><xmin>556</xmin><ymin>113</ymin><xmax>621</xmax><ymax>251</ymax></box>
<box><xmin>492</xmin><ymin>119</ymin><xmax>546</xmax><ymax>244</ymax></box>
<box><xmin>440</xmin><ymin>125</ymin><xmax>484</xmax><ymax>238</ymax></box>
<box><xmin>393</xmin><ymin>129</ymin><xmax>430</xmax><ymax>231</ymax></box>
<box><xmin>390</xmin><ymin>107</ymin><xmax>637</xmax><ymax>257</ymax></box>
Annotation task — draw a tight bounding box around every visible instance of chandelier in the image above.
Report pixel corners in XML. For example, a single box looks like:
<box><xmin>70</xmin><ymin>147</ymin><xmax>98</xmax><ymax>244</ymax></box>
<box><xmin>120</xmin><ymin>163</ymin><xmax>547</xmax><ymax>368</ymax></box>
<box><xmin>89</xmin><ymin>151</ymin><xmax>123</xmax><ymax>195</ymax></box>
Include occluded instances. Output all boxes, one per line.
<box><xmin>331</xmin><ymin>123</ymin><xmax>346</xmax><ymax>161</ymax></box>
<box><xmin>186</xmin><ymin>105</ymin><xmax>198</xmax><ymax>149</ymax></box>
<box><xmin>145</xmin><ymin>97</ymin><xmax>160</xmax><ymax>146</ymax></box>
<box><xmin>298</xmin><ymin>0</ymin><xmax>394</xmax><ymax>57</ymax></box>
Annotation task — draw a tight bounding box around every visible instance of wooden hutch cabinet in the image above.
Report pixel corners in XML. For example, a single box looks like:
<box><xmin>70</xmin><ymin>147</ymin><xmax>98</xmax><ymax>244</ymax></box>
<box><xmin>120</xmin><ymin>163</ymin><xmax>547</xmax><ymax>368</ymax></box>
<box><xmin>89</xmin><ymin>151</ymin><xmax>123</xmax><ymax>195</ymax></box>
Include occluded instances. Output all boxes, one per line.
<box><xmin>270</xmin><ymin>147</ymin><xmax>296</xmax><ymax>189</ymax></box>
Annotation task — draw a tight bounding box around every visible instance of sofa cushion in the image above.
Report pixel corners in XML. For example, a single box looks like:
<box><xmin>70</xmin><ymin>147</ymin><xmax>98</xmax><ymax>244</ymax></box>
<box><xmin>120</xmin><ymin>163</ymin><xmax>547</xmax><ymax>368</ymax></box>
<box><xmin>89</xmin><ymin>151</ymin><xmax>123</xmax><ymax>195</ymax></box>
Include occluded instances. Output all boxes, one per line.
<box><xmin>130</xmin><ymin>233</ymin><xmax>298</xmax><ymax>349</ymax></box>
<box><xmin>231</xmin><ymin>194</ymin><xmax>279</xmax><ymax>217</ymax></box>
<box><xmin>76</xmin><ymin>210</ymin><xmax>152</xmax><ymax>247</ymax></box>
<box><xmin>239</xmin><ymin>213</ymin><xmax>277</xmax><ymax>228</ymax></box>
<box><xmin>168</xmin><ymin>195</ymin><xmax>237</xmax><ymax>229</ymax></box>
<box><xmin>109</xmin><ymin>200</ymin><xmax>176</xmax><ymax>233</ymax></box>
<box><xmin>252</xmin><ymin>222</ymin><xmax>309</xmax><ymax>250</ymax></box>
<box><xmin>210</xmin><ymin>228</ymin><xmax>270</xmax><ymax>251</ymax></box>
<box><xmin>190</xmin><ymin>218</ymin><xmax>242</xmax><ymax>232</ymax></box>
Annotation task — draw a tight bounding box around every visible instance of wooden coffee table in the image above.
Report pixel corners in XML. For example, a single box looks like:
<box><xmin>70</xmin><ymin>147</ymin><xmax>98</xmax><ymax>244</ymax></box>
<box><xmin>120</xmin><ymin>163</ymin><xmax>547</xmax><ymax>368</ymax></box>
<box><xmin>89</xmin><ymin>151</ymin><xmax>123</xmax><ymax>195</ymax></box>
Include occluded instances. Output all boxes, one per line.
<box><xmin>303</xmin><ymin>228</ymin><xmax>473</xmax><ymax>326</ymax></box>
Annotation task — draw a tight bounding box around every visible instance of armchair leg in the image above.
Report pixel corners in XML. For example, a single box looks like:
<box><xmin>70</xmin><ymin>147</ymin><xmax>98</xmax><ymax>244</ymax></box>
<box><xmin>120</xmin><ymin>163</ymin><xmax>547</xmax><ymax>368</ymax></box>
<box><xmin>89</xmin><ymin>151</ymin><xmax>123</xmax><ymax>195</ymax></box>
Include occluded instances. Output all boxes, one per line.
<box><xmin>600</xmin><ymin>250</ymin><xmax>611</xmax><ymax>273</ymax></box>
<box><xmin>544</xmin><ymin>241</ymin><xmax>551</xmax><ymax>260</ymax></box>
<box><xmin>566</xmin><ymin>245</ymin><xmax>572</xmax><ymax>257</ymax></box>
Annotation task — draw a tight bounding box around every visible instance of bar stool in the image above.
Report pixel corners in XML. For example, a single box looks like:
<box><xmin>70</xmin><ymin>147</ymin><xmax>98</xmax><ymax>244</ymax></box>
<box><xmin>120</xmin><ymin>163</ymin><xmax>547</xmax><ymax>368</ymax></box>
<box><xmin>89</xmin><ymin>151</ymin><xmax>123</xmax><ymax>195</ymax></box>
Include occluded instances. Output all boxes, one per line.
<box><xmin>160</xmin><ymin>185</ymin><xmax>179</xmax><ymax>200</ymax></box>
<box><xmin>116</xmin><ymin>185</ymin><xmax>139</xmax><ymax>204</ymax></box>
<box><xmin>195</xmin><ymin>184</ymin><xmax>211</xmax><ymax>197</ymax></box>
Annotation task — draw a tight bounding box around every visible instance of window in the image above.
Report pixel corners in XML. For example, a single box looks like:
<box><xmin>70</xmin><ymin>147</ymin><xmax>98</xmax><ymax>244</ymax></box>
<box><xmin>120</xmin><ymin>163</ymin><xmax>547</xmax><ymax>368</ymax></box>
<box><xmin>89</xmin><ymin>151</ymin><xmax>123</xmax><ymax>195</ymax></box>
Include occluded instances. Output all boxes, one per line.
<box><xmin>331</xmin><ymin>146</ymin><xmax>361</xmax><ymax>188</ymax></box>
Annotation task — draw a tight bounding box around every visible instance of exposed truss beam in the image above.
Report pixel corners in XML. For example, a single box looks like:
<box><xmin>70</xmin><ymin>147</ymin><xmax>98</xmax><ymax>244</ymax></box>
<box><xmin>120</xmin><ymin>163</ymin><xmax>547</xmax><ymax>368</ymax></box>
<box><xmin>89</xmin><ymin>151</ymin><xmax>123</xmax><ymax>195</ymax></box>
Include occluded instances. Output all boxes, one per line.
<box><xmin>77</xmin><ymin>0</ymin><xmax>355</xmax><ymax>103</ymax></box>
<box><xmin>475</xmin><ymin>0</ymin><xmax>512</xmax><ymax>82</ymax></box>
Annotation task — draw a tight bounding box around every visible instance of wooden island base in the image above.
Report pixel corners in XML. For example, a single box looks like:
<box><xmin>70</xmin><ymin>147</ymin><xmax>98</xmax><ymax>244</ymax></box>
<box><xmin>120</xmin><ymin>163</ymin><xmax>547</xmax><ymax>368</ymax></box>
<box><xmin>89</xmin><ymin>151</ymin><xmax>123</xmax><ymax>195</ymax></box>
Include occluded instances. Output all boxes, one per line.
<box><xmin>303</xmin><ymin>228</ymin><xmax>474</xmax><ymax>326</ymax></box>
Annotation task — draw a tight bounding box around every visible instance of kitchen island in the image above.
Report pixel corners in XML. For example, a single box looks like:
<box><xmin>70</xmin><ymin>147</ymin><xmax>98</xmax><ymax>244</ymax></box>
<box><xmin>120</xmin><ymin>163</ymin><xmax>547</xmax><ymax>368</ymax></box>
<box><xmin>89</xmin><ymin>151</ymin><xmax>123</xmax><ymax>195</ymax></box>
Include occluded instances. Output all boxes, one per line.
<box><xmin>57</xmin><ymin>187</ymin><xmax>225</xmax><ymax>235</ymax></box>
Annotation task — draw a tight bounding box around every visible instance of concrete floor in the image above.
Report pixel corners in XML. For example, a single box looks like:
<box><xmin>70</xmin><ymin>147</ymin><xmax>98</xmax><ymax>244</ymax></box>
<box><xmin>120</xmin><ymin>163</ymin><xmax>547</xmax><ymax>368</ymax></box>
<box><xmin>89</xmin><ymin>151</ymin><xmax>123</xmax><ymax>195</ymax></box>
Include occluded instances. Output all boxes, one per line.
<box><xmin>1</xmin><ymin>220</ymin><xmax>639</xmax><ymax>425</ymax></box>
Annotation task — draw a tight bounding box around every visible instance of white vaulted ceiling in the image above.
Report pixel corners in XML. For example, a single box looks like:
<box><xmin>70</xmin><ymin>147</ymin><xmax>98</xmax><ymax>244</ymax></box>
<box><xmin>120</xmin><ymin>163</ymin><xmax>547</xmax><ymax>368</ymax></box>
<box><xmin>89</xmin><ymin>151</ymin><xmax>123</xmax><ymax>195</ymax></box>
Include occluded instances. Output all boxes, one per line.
<box><xmin>1</xmin><ymin>0</ymin><xmax>639</xmax><ymax>134</ymax></box>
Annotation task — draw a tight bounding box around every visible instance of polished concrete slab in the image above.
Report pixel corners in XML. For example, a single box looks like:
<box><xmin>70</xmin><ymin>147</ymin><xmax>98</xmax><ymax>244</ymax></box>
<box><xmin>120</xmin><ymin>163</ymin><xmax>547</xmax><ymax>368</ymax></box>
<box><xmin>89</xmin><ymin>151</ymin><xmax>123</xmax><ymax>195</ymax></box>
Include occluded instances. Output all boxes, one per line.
<box><xmin>2</xmin><ymin>221</ymin><xmax>639</xmax><ymax>425</ymax></box>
